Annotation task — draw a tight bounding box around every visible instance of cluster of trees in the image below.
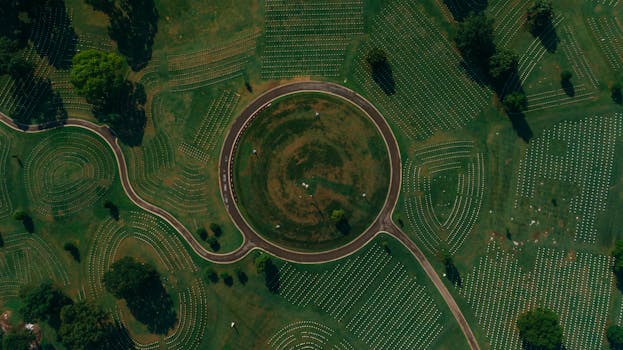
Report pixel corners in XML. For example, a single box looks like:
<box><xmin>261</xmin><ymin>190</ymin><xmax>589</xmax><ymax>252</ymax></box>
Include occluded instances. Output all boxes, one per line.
<box><xmin>203</xmin><ymin>267</ymin><xmax>248</xmax><ymax>287</ymax></box>
<box><xmin>102</xmin><ymin>256</ymin><xmax>176</xmax><ymax>334</ymax></box>
<box><xmin>0</xmin><ymin>0</ymin><xmax>69</xmax><ymax>126</ymax></box>
<box><xmin>70</xmin><ymin>49</ymin><xmax>146</xmax><ymax>145</ymax></box>
<box><xmin>196</xmin><ymin>223</ymin><xmax>223</xmax><ymax>252</ymax></box>
<box><xmin>17</xmin><ymin>281</ymin><xmax>131</xmax><ymax>349</ymax></box>
<box><xmin>516</xmin><ymin>308</ymin><xmax>563</xmax><ymax>350</ymax></box>
<box><xmin>85</xmin><ymin>0</ymin><xmax>159</xmax><ymax>71</ymax></box>
<box><xmin>255</xmin><ymin>254</ymin><xmax>280</xmax><ymax>294</ymax></box>
<box><xmin>608</xmin><ymin>325</ymin><xmax>623</xmax><ymax>350</ymax></box>
<box><xmin>1</xmin><ymin>327</ymin><xmax>36</xmax><ymax>350</ymax></box>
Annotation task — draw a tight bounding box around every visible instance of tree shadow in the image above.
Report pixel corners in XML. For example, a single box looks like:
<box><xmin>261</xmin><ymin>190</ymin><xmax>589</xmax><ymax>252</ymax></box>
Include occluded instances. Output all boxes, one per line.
<box><xmin>107</xmin><ymin>321</ymin><xmax>136</xmax><ymax>350</ymax></box>
<box><xmin>371</xmin><ymin>60</ymin><xmax>396</xmax><ymax>96</ymax></box>
<box><xmin>32</xmin><ymin>0</ymin><xmax>77</xmax><ymax>70</ymax></box>
<box><xmin>11</xmin><ymin>70</ymin><xmax>67</xmax><ymax>127</ymax></box>
<box><xmin>535</xmin><ymin>22</ymin><xmax>559</xmax><ymax>53</ymax></box>
<box><xmin>20</xmin><ymin>215</ymin><xmax>35</xmax><ymax>233</ymax></box>
<box><xmin>443</xmin><ymin>0</ymin><xmax>488</xmax><ymax>21</ymax></box>
<box><xmin>94</xmin><ymin>82</ymin><xmax>146</xmax><ymax>146</ymax></box>
<box><xmin>335</xmin><ymin>217</ymin><xmax>351</xmax><ymax>235</ymax></box>
<box><xmin>105</xmin><ymin>0</ymin><xmax>159</xmax><ymax>71</ymax></box>
<box><xmin>612</xmin><ymin>87</ymin><xmax>622</xmax><ymax>104</ymax></box>
<box><xmin>508</xmin><ymin>112</ymin><xmax>533</xmax><ymax>143</ymax></box>
<box><xmin>264</xmin><ymin>260</ymin><xmax>280</xmax><ymax>294</ymax></box>
<box><xmin>125</xmin><ymin>281</ymin><xmax>176</xmax><ymax>334</ymax></box>
<box><xmin>561</xmin><ymin>79</ymin><xmax>575</xmax><ymax>97</ymax></box>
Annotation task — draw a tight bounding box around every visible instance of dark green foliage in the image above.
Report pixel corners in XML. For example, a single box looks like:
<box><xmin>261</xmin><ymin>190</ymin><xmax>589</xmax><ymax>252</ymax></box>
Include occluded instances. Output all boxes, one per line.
<box><xmin>70</xmin><ymin>50</ymin><xmax>125</xmax><ymax>105</ymax></box>
<box><xmin>517</xmin><ymin>308</ymin><xmax>563</xmax><ymax>350</ymax></box>
<box><xmin>58</xmin><ymin>302</ymin><xmax>114</xmax><ymax>350</ymax></box>
<box><xmin>220</xmin><ymin>272</ymin><xmax>234</xmax><ymax>287</ymax></box>
<box><xmin>443</xmin><ymin>254</ymin><xmax>462</xmax><ymax>287</ymax></box>
<box><xmin>612</xmin><ymin>241</ymin><xmax>623</xmax><ymax>289</ymax></box>
<box><xmin>454</xmin><ymin>13</ymin><xmax>495</xmax><ymax>71</ymax></box>
<box><xmin>32</xmin><ymin>0</ymin><xmax>77</xmax><ymax>70</ymax></box>
<box><xmin>209</xmin><ymin>223</ymin><xmax>222</xmax><ymax>237</ymax></box>
<box><xmin>70</xmin><ymin>49</ymin><xmax>146</xmax><ymax>145</ymax></box>
<box><xmin>255</xmin><ymin>255</ymin><xmax>280</xmax><ymax>293</ymax></box>
<box><xmin>612</xmin><ymin>82</ymin><xmax>622</xmax><ymax>104</ymax></box>
<box><xmin>526</xmin><ymin>0</ymin><xmax>554</xmax><ymax>35</ymax></box>
<box><xmin>102</xmin><ymin>257</ymin><xmax>176</xmax><ymax>333</ymax></box>
<box><xmin>103</xmin><ymin>200</ymin><xmax>119</xmax><ymax>220</ymax></box>
<box><xmin>503</xmin><ymin>91</ymin><xmax>528</xmax><ymax>113</ymax></box>
<box><xmin>197</xmin><ymin>227</ymin><xmax>208</xmax><ymax>241</ymax></box>
<box><xmin>0</xmin><ymin>37</ymin><xmax>18</xmax><ymax>74</ymax></box>
<box><xmin>608</xmin><ymin>325</ymin><xmax>623</xmax><ymax>350</ymax></box>
<box><xmin>12</xmin><ymin>210</ymin><xmax>34</xmax><ymax>233</ymax></box>
<box><xmin>86</xmin><ymin>0</ymin><xmax>159</xmax><ymax>71</ymax></box>
<box><xmin>63</xmin><ymin>242</ymin><xmax>81</xmax><ymax>262</ymax></box>
<box><xmin>331</xmin><ymin>209</ymin><xmax>351</xmax><ymax>235</ymax></box>
<box><xmin>255</xmin><ymin>254</ymin><xmax>270</xmax><ymax>274</ymax></box>
<box><xmin>207</xmin><ymin>236</ymin><xmax>220</xmax><ymax>252</ymax></box>
<box><xmin>203</xmin><ymin>268</ymin><xmax>218</xmax><ymax>283</ymax></box>
<box><xmin>560</xmin><ymin>70</ymin><xmax>574</xmax><ymax>97</ymax></box>
<box><xmin>19</xmin><ymin>281</ymin><xmax>73</xmax><ymax>329</ymax></box>
<box><xmin>2</xmin><ymin>328</ymin><xmax>35</xmax><ymax>350</ymax></box>
<box><xmin>489</xmin><ymin>49</ymin><xmax>518</xmax><ymax>86</ymax></box>
<box><xmin>365</xmin><ymin>48</ymin><xmax>395</xmax><ymax>95</ymax></box>
<box><xmin>236</xmin><ymin>268</ymin><xmax>248</xmax><ymax>285</ymax></box>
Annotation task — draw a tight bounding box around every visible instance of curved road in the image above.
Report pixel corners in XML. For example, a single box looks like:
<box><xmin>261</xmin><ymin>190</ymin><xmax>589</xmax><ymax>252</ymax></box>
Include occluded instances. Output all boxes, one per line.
<box><xmin>0</xmin><ymin>81</ymin><xmax>480</xmax><ymax>350</ymax></box>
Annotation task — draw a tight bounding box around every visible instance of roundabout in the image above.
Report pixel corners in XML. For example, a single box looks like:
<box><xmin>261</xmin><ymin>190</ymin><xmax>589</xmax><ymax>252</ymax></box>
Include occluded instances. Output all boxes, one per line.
<box><xmin>232</xmin><ymin>93</ymin><xmax>390</xmax><ymax>251</ymax></box>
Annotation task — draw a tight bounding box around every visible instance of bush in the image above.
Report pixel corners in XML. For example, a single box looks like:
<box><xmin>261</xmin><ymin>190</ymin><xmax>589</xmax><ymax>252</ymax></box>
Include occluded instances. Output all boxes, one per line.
<box><xmin>220</xmin><ymin>272</ymin><xmax>233</xmax><ymax>287</ymax></box>
<box><xmin>209</xmin><ymin>223</ymin><xmax>223</xmax><ymax>237</ymax></box>
<box><xmin>196</xmin><ymin>228</ymin><xmax>208</xmax><ymax>241</ymax></box>
<box><xmin>63</xmin><ymin>242</ymin><xmax>81</xmax><ymax>262</ymax></box>
<box><xmin>203</xmin><ymin>268</ymin><xmax>218</xmax><ymax>283</ymax></box>
<box><xmin>517</xmin><ymin>308</ymin><xmax>563</xmax><ymax>350</ymax></box>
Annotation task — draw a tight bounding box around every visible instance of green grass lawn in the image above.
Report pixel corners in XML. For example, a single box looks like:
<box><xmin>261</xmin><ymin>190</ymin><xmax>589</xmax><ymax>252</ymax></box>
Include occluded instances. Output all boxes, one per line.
<box><xmin>233</xmin><ymin>93</ymin><xmax>390</xmax><ymax>251</ymax></box>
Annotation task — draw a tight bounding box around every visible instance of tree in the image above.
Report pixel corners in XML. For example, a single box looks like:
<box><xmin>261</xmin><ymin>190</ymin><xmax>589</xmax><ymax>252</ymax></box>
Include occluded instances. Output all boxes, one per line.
<box><xmin>255</xmin><ymin>254</ymin><xmax>270</xmax><ymax>274</ymax></box>
<box><xmin>443</xmin><ymin>254</ymin><xmax>462</xmax><ymax>287</ymax></box>
<box><xmin>454</xmin><ymin>13</ymin><xmax>496</xmax><ymax>71</ymax></box>
<box><xmin>236</xmin><ymin>268</ymin><xmax>248</xmax><ymax>285</ymax></box>
<box><xmin>70</xmin><ymin>50</ymin><xmax>125</xmax><ymax>106</ymax></box>
<box><xmin>12</xmin><ymin>210</ymin><xmax>33</xmax><ymax>233</ymax></box>
<box><xmin>102</xmin><ymin>257</ymin><xmax>176</xmax><ymax>333</ymax></box>
<box><xmin>0</xmin><ymin>233</ymin><xmax>4</xmax><ymax>248</ymax></box>
<box><xmin>560</xmin><ymin>70</ymin><xmax>574</xmax><ymax>97</ymax></box>
<box><xmin>612</xmin><ymin>82</ymin><xmax>622</xmax><ymax>104</ymax></box>
<box><xmin>0</xmin><ymin>37</ymin><xmax>18</xmax><ymax>74</ymax></box>
<box><xmin>560</xmin><ymin>70</ymin><xmax>572</xmax><ymax>82</ymax></box>
<box><xmin>330</xmin><ymin>209</ymin><xmax>351</xmax><ymax>235</ymax></box>
<box><xmin>209</xmin><ymin>223</ymin><xmax>222</xmax><ymax>237</ymax></box>
<box><xmin>103</xmin><ymin>200</ymin><xmax>119</xmax><ymax>220</ymax></box>
<box><xmin>526</xmin><ymin>0</ymin><xmax>554</xmax><ymax>35</ymax></box>
<box><xmin>2</xmin><ymin>328</ymin><xmax>35</xmax><ymax>350</ymax></box>
<box><xmin>255</xmin><ymin>254</ymin><xmax>279</xmax><ymax>293</ymax></box>
<box><xmin>489</xmin><ymin>49</ymin><xmax>518</xmax><ymax>86</ymax></box>
<box><xmin>58</xmin><ymin>302</ymin><xmax>114</xmax><ymax>350</ymax></box>
<box><xmin>503</xmin><ymin>91</ymin><xmax>528</xmax><ymax>113</ymax></box>
<box><xmin>203</xmin><ymin>268</ymin><xmax>218</xmax><ymax>283</ymax></box>
<box><xmin>608</xmin><ymin>325</ymin><xmax>623</xmax><ymax>350</ymax></box>
<box><xmin>207</xmin><ymin>236</ymin><xmax>220</xmax><ymax>252</ymax></box>
<box><xmin>196</xmin><ymin>227</ymin><xmax>208</xmax><ymax>241</ymax></box>
<box><xmin>19</xmin><ymin>282</ymin><xmax>73</xmax><ymax>329</ymax></box>
<box><xmin>365</xmin><ymin>48</ymin><xmax>396</xmax><ymax>95</ymax></box>
<box><xmin>516</xmin><ymin>308</ymin><xmax>563</xmax><ymax>350</ymax></box>
<box><xmin>63</xmin><ymin>242</ymin><xmax>81</xmax><ymax>262</ymax></box>
<box><xmin>220</xmin><ymin>272</ymin><xmax>233</xmax><ymax>287</ymax></box>
<box><xmin>612</xmin><ymin>241</ymin><xmax>623</xmax><ymax>289</ymax></box>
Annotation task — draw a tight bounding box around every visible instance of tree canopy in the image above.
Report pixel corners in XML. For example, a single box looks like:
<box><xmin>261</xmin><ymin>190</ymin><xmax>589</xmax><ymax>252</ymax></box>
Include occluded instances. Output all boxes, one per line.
<box><xmin>19</xmin><ymin>282</ymin><xmax>73</xmax><ymax>329</ymax></box>
<box><xmin>526</xmin><ymin>0</ymin><xmax>554</xmax><ymax>35</ymax></box>
<box><xmin>58</xmin><ymin>302</ymin><xmax>114</xmax><ymax>350</ymax></box>
<box><xmin>365</xmin><ymin>48</ymin><xmax>396</xmax><ymax>95</ymax></box>
<box><xmin>70</xmin><ymin>50</ymin><xmax>125</xmax><ymax>105</ymax></box>
<box><xmin>454</xmin><ymin>13</ymin><xmax>495</xmax><ymax>71</ymax></box>
<box><xmin>517</xmin><ymin>308</ymin><xmax>563</xmax><ymax>350</ymax></box>
<box><xmin>103</xmin><ymin>257</ymin><xmax>176</xmax><ymax>333</ymax></box>
<box><xmin>489</xmin><ymin>49</ymin><xmax>518</xmax><ymax>86</ymax></box>
<box><xmin>608</xmin><ymin>325</ymin><xmax>623</xmax><ymax>350</ymax></box>
<box><xmin>503</xmin><ymin>91</ymin><xmax>528</xmax><ymax>113</ymax></box>
<box><xmin>2</xmin><ymin>328</ymin><xmax>35</xmax><ymax>350</ymax></box>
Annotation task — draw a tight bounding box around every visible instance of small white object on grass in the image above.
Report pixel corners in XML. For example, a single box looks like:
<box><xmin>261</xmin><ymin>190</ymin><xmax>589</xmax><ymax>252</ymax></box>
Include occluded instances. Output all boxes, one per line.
<box><xmin>231</xmin><ymin>322</ymin><xmax>236</xmax><ymax>328</ymax></box>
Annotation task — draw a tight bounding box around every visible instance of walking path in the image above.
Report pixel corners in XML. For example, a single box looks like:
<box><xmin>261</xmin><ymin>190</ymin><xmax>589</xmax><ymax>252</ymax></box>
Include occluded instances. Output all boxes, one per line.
<box><xmin>0</xmin><ymin>81</ymin><xmax>480</xmax><ymax>349</ymax></box>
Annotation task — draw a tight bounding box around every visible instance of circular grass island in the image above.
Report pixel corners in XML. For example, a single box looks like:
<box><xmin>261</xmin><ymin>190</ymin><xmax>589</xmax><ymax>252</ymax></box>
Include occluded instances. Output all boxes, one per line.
<box><xmin>233</xmin><ymin>93</ymin><xmax>390</xmax><ymax>251</ymax></box>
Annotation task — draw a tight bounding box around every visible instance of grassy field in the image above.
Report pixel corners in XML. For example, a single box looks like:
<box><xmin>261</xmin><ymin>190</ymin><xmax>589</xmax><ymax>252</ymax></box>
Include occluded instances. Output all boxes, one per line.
<box><xmin>234</xmin><ymin>93</ymin><xmax>390</xmax><ymax>251</ymax></box>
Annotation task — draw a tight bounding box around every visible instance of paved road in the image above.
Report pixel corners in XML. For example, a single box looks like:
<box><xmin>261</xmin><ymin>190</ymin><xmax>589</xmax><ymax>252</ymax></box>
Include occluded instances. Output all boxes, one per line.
<box><xmin>0</xmin><ymin>81</ymin><xmax>480</xmax><ymax>349</ymax></box>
